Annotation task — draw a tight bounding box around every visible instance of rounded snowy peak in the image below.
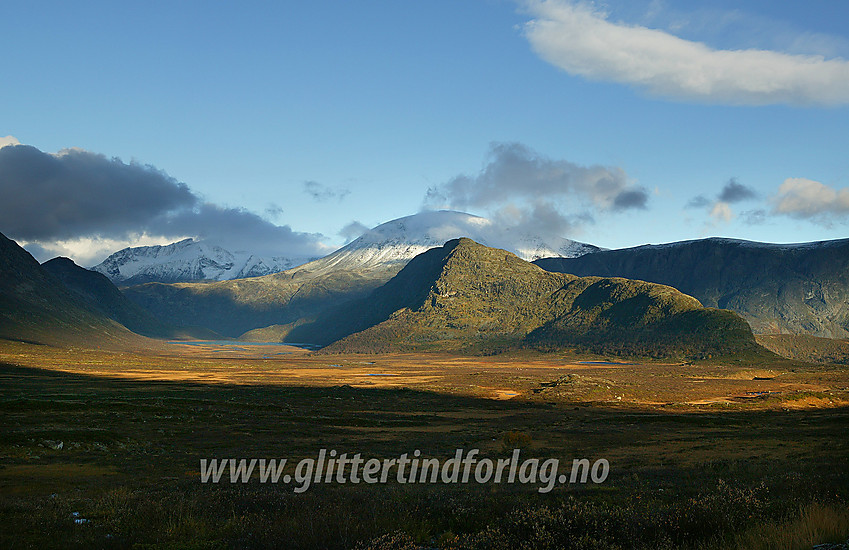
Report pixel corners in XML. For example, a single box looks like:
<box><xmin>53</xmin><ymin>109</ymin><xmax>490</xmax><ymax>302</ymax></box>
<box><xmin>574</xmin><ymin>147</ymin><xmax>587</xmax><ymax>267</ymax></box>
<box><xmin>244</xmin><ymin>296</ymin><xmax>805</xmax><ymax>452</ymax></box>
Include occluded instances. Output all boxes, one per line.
<box><xmin>350</xmin><ymin>211</ymin><xmax>494</xmax><ymax>248</ymax></box>
<box><xmin>315</xmin><ymin>210</ymin><xmax>600</xmax><ymax>273</ymax></box>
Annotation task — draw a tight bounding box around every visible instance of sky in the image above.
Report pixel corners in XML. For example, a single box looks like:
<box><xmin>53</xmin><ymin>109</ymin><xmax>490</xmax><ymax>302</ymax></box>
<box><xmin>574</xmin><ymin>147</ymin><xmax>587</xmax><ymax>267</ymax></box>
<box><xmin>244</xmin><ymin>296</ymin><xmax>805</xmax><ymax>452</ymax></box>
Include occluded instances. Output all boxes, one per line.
<box><xmin>2</xmin><ymin>0</ymin><xmax>849</xmax><ymax>265</ymax></box>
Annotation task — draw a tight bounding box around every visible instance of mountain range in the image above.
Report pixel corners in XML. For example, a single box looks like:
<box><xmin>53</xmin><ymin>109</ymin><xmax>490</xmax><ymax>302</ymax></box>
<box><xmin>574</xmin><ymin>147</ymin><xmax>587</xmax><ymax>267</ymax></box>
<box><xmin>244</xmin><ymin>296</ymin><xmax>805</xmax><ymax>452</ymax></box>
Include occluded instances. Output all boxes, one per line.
<box><xmin>90</xmin><ymin>238</ymin><xmax>314</xmax><ymax>286</ymax></box>
<box><xmin>115</xmin><ymin>214</ymin><xmax>849</xmax><ymax>353</ymax></box>
<box><xmin>119</xmin><ymin>211</ymin><xmax>601</xmax><ymax>337</ymax></box>
<box><xmin>3</xmin><ymin>208</ymin><xmax>849</xmax><ymax>363</ymax></box>
<box><xmin>0</xmin><ymin>226</ymin><xmax>770</xmax><ymax>361</ymax></box>
<box><xmin>91</xmin><ymin>211</ymin><xmax>600</xmax><ymax>285</ymax></box>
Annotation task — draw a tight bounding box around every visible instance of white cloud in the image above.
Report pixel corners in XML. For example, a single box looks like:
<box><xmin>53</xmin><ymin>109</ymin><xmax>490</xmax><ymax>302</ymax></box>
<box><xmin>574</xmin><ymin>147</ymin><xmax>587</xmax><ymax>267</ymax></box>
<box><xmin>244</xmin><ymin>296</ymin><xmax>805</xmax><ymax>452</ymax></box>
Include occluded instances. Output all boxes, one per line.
<box><xmin>709</xmin><ymin>201</ymin><xmax>733</xmax><ymax>223</ymax></box>
<box><xmin>0</xmin><ymin>135</ymin><xmax>20</xmax><ymax>149</ymax></box>
<box><xmin>523</xmin><ymin>1</ymin><xmax>849</xmax><ymax>106</ymax></box>
<box><xmin>21</xmin><ymin>234</ymin><xmax>187</xmax><ymax>266</ymax></box>
<box><xmin>772</xmin><ymin>178</ymin><xmax>849</xmax><ymax>219</ymax></box>
<box><xmin>338</xmin><ymin>220</ymin><xmax>370</xmax><ymax>243</ymax></box>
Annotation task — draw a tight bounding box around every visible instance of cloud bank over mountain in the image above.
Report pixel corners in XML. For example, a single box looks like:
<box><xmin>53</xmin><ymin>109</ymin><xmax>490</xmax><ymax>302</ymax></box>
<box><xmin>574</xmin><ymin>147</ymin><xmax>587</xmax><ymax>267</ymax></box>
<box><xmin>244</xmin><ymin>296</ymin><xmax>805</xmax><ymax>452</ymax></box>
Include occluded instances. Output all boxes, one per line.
<box><xmin>0</xmin><ymin>142</ymin><xmax>328</xmax><ymax>264</ymax></box>
<box><xmin>422</xmin><ymin>142</ymin><xmax>647</xmax><ymax>239</ymax></box>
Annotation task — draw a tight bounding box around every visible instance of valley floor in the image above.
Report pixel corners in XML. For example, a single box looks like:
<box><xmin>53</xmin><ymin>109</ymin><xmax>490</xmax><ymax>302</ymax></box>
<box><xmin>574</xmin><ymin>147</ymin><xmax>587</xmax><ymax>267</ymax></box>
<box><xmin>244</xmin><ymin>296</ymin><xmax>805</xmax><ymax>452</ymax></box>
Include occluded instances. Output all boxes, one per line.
<box><xmin>1</xmin><ymin>340</ymin><xmax>848</xmax><ymax>549</ymax></box>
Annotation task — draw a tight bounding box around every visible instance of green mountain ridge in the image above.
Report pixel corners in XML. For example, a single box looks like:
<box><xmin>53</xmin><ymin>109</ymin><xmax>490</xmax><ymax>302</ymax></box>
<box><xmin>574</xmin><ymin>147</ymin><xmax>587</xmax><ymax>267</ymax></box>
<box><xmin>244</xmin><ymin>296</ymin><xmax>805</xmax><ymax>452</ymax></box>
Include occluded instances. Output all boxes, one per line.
<box><xmin>289</xmin><ymin>238</ymin><xmax>768</xmax><ymax>360</ymax></box>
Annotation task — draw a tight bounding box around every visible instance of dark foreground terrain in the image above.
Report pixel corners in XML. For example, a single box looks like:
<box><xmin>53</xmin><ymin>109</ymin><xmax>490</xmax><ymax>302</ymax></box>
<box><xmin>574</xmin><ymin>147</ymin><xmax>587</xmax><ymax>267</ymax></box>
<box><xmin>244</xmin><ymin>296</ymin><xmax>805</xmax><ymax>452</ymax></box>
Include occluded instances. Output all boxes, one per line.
<box><xmin>1</xmin><ymin>341</ymin><xmax>848</xmax><ymax>549</ymax></box>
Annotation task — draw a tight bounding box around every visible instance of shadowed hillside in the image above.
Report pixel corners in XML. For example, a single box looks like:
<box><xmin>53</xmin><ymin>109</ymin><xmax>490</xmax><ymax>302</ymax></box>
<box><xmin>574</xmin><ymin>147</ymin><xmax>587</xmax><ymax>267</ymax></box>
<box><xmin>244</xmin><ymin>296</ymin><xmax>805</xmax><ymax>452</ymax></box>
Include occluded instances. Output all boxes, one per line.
<box><xmin>288</xmin><ymin>238</ymin><xmax>770</xmax><ymax>360</ymax></box>
<box><xmin>535</xmin><ymin>238</ymin><xmax>849</xmax><ymax>339</ymax></box>
<box><xmin>124</xmin><ymin>266</ymin><xmax>397</xmax><ymax>337</ymax></box>
<box><xmin>0</xmin><ymin>232</ymin><xmax>144</xmax><ymax>347</ymax></box>
<box><xmin>41</xmin><ymin>257</ymin><xmax>217</xmax><ymax>340</ymax></box>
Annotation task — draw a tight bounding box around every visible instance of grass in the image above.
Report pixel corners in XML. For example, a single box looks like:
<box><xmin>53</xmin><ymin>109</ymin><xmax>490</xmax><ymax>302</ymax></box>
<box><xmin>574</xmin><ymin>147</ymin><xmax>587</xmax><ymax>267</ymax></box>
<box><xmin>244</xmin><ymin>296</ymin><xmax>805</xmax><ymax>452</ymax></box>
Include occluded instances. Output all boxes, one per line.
<box><xmin>726</xmin><ymin>502</ymin><xmax>849</xmax><ymax>550</ymax></box>
<box><xmin>1</xmin><ymin>340</ymin><xmax>848</xmax><ymax>548</ymax></box>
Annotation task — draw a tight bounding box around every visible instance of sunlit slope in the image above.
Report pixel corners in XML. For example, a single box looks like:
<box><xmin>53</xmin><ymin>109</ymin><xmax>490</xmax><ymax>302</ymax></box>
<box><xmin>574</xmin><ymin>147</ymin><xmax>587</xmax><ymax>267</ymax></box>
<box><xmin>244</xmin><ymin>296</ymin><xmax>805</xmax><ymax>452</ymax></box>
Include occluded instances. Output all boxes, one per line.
<box><xmin>289</xmin><ymin>238</ymin><xmax>769</xmax><ymax>360</ymax></box>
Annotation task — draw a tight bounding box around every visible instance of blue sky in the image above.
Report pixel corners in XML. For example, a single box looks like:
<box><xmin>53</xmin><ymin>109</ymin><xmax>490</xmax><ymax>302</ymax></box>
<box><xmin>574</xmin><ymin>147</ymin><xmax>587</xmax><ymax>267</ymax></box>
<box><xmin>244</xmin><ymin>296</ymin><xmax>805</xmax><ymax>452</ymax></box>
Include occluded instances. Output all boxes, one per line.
<box><xmin>2</xmin><ymin>0</ymin><xmax>848</xmax><ymax>264</ymax></box>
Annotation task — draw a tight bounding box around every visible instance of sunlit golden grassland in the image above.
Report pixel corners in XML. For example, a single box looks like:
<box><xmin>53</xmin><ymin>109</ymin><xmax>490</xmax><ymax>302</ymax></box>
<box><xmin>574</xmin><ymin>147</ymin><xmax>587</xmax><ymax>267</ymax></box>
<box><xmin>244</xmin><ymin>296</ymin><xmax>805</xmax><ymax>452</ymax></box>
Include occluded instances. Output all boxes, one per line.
<box><xmin>0</xmin><ymin>339</ymin><xmax>847</xmax><ymax>549</ymax></box>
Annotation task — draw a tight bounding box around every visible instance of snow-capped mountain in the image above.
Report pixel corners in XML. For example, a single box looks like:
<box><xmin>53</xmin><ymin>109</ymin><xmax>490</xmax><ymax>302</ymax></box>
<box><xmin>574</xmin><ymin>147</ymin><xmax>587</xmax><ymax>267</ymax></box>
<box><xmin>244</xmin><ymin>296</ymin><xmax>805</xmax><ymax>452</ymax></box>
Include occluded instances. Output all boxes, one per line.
<box><xmin>92</xmin><ymin>211</ymin><xmax>600</xmax><ymax>286</ymax></box>
<box><xmin>91</xmin><ymin>239</ymin><xmax>314</xmax><ymax>285</ymax></box>
<box><xmin>299</xmin><ymin>211</ymin><xmax>600</xmax><ymax>274</ymax></box>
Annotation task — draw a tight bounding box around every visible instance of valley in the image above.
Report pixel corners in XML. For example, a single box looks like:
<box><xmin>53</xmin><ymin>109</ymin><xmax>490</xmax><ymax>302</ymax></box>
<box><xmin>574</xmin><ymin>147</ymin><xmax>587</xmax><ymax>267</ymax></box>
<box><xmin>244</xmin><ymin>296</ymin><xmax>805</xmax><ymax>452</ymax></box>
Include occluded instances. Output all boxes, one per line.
<box><xmin>3</xmin><ymin>218</ymin><xmax>849</xmax><ymax>548</ymax></box>
<box><xmin>1</xmin><ymin>340</ymin><xmax>847</xmax><ymax>549</ymax></box>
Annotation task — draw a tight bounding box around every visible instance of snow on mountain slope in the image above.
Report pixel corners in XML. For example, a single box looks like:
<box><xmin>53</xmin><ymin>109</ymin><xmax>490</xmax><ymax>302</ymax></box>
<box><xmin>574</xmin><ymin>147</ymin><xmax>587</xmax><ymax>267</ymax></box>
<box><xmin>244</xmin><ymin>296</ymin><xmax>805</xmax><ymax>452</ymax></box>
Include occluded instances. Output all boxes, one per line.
<box><xmin>92</xmin><ymin>211</ymin><xmax>600</xmax><ymax>285</ymax></box>
<box><xmin>91</xmin><ymin>239</ymin><xmax>313</xmax><ymax>285</ymax></box>
<box><xmin>298</xmin><ymin>211</ymin><xmax>600</xmax><ymax>274</ymax></box>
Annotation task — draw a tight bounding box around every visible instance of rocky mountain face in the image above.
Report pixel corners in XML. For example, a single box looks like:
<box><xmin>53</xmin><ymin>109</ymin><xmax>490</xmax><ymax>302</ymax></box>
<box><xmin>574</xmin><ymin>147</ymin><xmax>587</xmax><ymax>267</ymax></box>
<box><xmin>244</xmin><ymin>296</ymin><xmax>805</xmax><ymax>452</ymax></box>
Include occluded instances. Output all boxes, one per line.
<box><xmin>91</xmin><ymin>238</ymin><xmax>313</xmax><ymax>285</ymax></box>
<box><xmin>535</xmin><ymin>237</ymin><xmax>849</xmax><ymax>339</ymax></box>
<box><xmin>287</xmin><ymin>238</ymin><xmax>768</xmax><ymax>360</ymax></box>
<box><xmin>0</xmin><ymin>232</ymin><xmax>141</xmax><ymax>346</ymax></box>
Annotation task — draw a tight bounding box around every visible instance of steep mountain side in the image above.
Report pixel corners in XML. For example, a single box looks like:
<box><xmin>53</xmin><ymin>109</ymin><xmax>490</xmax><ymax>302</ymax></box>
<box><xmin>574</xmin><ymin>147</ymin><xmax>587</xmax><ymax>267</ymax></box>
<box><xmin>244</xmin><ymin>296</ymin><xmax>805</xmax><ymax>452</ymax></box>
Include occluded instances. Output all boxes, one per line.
<box><xmin>0</xmin><ymin>232</ymin><xmax>142</xmax><ymax>346</ymax></box>
<box><xmin>289</xmin><ymin>238</ymin><xmax>767</xmax><ymax>360</ymax></box>
<box><xmin>41</xmin><ymin>257</ymin><xmax>216</xmax><ymax>339</ymax></box>
<box><xmin>288</xmin><ymin>237</ymin><xmax>569</xmax><ymax>348</ymax></box>
<box><xmin>535</xmin><ymin>238</ymin><xmax>849</xmax><ymax>338</ymax></box>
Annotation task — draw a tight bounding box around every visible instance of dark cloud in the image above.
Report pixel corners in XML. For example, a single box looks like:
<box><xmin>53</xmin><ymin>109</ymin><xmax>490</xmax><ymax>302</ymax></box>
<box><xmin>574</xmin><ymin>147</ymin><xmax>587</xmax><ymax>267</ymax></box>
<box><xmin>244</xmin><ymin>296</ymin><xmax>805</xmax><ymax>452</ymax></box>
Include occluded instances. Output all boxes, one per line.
<box><xmin>421</xmin><ymin>142</ymin><xmax>644</xmax><ymax>239</ymax></box>
<box><xmin>422</xmin><ymin>142</ymin><xmax>640</xmax><ymax>211</ymax></box>
<box><xmin>303</xmin><ymin>180</ymin><xmax>350</xmax><ymax>202</ymax></box>
<box><xmin>0</xmin><ymin>144</ymin><xmax>196</xmax><ymax>241</ymax></box>
<box><xmin>338</xmin><ymin>221</ymin><xmax>370</xmax><ymax>243</ymax></box>
<box><xmin>684</xmin><ymin>178</ymin><xmax>759</xmax><ymax>225</ymax></box>
<box><xmin>149</xmin><ymin>203</ymin><xmax>325</xmax><ymax>256</ymax></box>
<box><xmin>0</xmin><ymin>144</ymin><xmax>327</xmax><ymax>257</ymax></box>
<box><xmin>611</xmin><ymin>188</ymin><xmax>649</xmax><ymax>211</ymax></box>
<box><xmin>718</xmin><ymin>178</ymin><xmax>758</xmax><ymax>203</ymax></box>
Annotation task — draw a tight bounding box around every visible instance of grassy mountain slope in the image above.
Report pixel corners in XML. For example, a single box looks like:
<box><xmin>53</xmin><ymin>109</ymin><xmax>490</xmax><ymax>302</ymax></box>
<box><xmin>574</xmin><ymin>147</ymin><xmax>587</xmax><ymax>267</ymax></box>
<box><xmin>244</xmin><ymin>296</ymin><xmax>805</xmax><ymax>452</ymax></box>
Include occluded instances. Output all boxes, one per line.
<box><xmin>0</xmin><ymin>232</ymin><xmax>144</xmax><ymax>347</ymax></box>
<box><xmin>535</xmin><ymin>238</ymin><xmax>849</xmax><ymax>338</ymax></box>
<box><xmin>290</xmin><ymin>238</ymin><xmax>768</xmax><ymax>360</ymax></box>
